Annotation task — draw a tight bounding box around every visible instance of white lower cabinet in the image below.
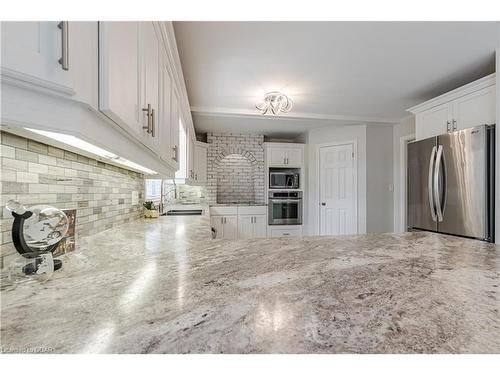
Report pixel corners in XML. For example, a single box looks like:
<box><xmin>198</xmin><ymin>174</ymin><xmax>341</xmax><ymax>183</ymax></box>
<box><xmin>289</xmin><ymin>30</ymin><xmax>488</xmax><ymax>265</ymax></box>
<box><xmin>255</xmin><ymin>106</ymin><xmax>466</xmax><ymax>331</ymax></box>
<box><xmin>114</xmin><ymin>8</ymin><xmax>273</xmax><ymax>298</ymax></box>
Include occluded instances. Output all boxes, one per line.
<box><xmin>211</xmin><ymin>215</ymin><xmax>238</xmax><ymax>240</ymax></box>
<box><xmin>238</xmin><ymin>214</ymin><xmax>266</xmax><ymax>239</ymax></box>
<box><xmin>210</xmin><ymin>206</ymin><xmax>267</xmax><ymax>240</ymax></box>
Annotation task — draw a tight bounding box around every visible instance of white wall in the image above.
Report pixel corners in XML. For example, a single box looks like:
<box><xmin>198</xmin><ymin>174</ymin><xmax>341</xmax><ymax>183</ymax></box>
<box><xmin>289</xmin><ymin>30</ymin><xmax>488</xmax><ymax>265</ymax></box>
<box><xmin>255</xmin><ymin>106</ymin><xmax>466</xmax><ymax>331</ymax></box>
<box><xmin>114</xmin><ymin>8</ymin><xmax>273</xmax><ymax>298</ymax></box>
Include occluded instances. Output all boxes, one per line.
<box><xmin>305</xmin><ymin>124</ymin><xmax>367</xmax><ymax>235</ymax></box>
<box><xmin>392</xmin><ymin>116</ymin><xmax>416</xmax><ymax>232</ymax></box>
<box><xmin>366</xmin><ymin>125</ymin><xmax>395</xmax><ymax>233</ymax></box>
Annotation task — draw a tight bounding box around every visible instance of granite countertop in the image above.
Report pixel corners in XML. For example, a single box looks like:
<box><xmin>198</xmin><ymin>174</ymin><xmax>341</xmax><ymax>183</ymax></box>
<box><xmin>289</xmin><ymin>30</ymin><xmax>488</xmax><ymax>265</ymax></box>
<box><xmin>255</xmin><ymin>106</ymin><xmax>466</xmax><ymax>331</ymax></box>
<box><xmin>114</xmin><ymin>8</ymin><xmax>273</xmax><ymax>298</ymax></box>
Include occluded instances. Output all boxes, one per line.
<box><xmin>1</xmin><ymin>214</ymin><xmax>499</xmax><ymax>354</ymax></box>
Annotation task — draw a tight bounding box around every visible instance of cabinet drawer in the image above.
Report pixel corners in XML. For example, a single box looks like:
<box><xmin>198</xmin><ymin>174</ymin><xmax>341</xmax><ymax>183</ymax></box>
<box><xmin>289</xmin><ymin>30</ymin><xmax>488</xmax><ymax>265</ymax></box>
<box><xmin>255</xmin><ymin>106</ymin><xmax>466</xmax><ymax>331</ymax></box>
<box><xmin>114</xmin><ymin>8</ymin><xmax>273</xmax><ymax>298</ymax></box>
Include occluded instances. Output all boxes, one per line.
<box><xmin>237</xmin><ymin>206</ymin><xmax>267</xmax><ymax>215</ymax></box>
<box><xmin>210</xmin><ymin>206</ymin><xmax>238</xmax><ymax>216</ymax></box>
<box><xmin>270</xmin><ymin>228</ymin><xmax>301</xmax><ymax>238</ymax></box>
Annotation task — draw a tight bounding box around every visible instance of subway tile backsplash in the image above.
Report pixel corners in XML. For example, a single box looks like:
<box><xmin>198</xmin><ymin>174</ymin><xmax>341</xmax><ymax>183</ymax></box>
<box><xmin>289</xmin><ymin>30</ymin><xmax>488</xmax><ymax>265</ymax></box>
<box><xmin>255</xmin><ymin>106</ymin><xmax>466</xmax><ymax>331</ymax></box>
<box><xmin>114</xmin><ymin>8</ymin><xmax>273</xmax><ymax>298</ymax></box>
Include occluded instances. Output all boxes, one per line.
<box><xmin>0</xmin><ymin>131</ymin><xmax>144</xmax><ymax>264</ymax></box>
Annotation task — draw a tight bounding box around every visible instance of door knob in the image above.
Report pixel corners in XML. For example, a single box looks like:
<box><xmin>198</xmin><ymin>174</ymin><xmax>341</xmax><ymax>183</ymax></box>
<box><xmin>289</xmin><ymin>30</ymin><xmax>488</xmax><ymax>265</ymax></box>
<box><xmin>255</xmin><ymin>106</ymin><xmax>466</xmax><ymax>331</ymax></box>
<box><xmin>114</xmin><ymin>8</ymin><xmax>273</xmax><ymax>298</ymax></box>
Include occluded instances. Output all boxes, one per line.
<box><xmin>321</xmin><ymin>202</ymin><xmax>326</xmax><ymax>206</ymax></box>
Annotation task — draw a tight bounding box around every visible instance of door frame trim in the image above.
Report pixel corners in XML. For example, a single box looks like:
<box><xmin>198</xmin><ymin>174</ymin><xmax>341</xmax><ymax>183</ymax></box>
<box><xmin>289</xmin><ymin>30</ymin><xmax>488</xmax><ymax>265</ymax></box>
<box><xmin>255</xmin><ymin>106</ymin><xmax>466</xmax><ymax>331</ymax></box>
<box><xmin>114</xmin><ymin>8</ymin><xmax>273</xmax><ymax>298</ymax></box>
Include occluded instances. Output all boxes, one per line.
<box><xmin>316</xmin><ymin>140</ymin><xmax>358</xmax><ymax>235</ymax></box>
<box><xmin>397</xmin><ymin>133</ymin><xmax>416</xmax><ymax>232</ymax></box>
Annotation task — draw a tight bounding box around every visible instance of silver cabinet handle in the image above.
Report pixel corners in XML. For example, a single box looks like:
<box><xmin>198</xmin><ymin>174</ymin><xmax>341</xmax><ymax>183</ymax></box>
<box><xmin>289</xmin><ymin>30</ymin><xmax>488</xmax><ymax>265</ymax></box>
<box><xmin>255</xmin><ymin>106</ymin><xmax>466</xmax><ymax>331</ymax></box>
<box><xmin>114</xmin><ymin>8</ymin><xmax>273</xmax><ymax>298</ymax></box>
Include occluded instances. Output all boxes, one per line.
<box><xmin>283</xmin><ymin>233</ymin><xmax>290</xmax><ymax>236</ymax></box>
<box><xmin>220</xmin><ymin>217</ymin><xmax>223</xmax><ymax>224</ymax></box>
<box><xmin>224</xmin><ymin>217</ymin><xmax>226</xmax><ymax>224</ymax></box>
<box><xmin>58</xmin><ymin>21</ymin><xmax>69</xmax><ymax>71</ymax></box>
<box><xmin>142</xmin><ymin>104</ymin><xmax>152</xmax><ymax>133</ymax></box>
<box><xmin>151</xmin><ymin>108</ymin><xmax>156</xmax><ymax>137</ymax></box>
<box><xmin>433</xmin><ymin>145</ymin><xmax>444</xmax><ymax>222</ymax></box>
<box><xmin>195</xmin><ymin>173</ymin><xmax>197</xmax><ymax>180</ymax></box>
<box><xmin>446</xmin><ymin>121</ymin><xmax>451</xmax><ymax>132</ymax></box>
<box><xmin>452</xmin><ymin>119</ymin><xmax>457</xmax><ymax>131</ymax></box>
<box><xmin>428</xmin><ymin>145</ymin><xmax>437</xmax><ymax>222</ymax></box>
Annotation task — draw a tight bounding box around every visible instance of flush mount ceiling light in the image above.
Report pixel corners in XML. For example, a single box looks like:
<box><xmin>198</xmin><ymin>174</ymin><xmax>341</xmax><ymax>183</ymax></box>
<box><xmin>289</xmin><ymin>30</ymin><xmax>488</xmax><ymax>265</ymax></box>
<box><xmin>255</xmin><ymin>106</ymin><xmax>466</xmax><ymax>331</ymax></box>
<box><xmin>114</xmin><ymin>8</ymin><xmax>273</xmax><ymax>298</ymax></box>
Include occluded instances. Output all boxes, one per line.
<box><xmin>256</xmin><ymin>92</ymin><xmax>293</xmax><ymax>115</ymax></box>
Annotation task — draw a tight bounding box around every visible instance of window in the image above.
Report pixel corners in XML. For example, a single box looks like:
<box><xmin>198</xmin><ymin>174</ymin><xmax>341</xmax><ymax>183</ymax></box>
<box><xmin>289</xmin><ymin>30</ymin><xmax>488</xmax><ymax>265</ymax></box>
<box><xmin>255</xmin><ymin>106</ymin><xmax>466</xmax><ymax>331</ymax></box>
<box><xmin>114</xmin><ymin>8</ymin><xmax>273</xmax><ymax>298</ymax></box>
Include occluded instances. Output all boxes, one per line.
<box><xmin>145</xmin><ymin>179</ymin><xmax>162</xmax><ymax>201</ymax></box>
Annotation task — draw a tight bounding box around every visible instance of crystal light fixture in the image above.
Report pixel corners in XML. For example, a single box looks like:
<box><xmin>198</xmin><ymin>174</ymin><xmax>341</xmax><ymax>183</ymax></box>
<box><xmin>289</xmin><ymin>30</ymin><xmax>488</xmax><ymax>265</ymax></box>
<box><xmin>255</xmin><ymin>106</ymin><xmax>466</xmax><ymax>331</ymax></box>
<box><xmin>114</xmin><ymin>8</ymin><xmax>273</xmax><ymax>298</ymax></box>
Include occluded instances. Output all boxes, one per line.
<box><xmin>256</xmin><ymin>92</ymin><xmax>293</xmax><ymax>115</ymax></box>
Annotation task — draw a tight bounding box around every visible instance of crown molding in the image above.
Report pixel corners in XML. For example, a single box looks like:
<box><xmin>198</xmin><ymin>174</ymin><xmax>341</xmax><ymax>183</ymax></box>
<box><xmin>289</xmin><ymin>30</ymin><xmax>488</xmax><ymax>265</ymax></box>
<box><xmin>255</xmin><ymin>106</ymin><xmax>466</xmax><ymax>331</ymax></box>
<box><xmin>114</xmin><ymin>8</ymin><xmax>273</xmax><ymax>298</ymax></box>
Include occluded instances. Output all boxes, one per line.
<box><xmin>407</xmin><ymin>73</ymin><xmax>496</xmax><ymax>114</ymax></box>
<box><xmin>190</xmin><ymin>106</ymin><xmax>398</xmax><ymax>124</ymax></box>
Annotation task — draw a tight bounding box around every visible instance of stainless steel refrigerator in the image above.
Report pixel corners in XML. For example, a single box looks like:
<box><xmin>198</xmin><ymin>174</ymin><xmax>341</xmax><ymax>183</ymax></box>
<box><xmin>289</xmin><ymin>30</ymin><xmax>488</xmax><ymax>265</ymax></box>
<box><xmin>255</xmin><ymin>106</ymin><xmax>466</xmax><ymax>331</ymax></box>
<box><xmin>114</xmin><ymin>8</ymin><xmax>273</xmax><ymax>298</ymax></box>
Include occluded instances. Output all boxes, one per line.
<box><xmin>407</xmin><ymin>124</ymin><xmax>495</xmax><ymax>242</ymax></box>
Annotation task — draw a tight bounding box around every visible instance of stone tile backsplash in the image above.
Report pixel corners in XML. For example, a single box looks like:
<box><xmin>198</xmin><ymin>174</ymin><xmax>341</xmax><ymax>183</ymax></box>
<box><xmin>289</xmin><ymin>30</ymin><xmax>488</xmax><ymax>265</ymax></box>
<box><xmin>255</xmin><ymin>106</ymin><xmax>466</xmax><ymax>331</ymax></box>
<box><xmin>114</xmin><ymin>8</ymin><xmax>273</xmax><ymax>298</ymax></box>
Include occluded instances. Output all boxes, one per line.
<box><xmin>0</xmin><ymin>131</ymin><xmax>144</xmax><ymax>264</ymax></box>
<box><xmin>206</xmin><ymin>133</ymin><xmax>265</xmax><ymax>204</ymax></box>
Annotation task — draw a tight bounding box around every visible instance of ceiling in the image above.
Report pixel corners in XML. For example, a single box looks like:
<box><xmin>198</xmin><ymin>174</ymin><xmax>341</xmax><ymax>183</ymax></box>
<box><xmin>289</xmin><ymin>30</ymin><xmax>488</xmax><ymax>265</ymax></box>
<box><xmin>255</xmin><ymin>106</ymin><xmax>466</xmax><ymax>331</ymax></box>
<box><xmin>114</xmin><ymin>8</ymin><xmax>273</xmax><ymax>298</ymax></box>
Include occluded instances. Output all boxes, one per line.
<box><xmin>173</xmin><ymin>22</ymin><xmax>498</xmax><ymax>137</ymax></box>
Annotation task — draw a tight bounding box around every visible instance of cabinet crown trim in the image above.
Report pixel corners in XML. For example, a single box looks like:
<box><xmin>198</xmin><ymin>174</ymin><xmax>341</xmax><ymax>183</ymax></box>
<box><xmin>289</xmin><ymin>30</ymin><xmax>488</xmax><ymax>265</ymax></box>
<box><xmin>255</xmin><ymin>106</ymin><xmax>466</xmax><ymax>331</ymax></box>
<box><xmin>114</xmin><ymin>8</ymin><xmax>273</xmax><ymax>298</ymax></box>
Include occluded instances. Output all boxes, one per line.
<box><xmin>407</xmin><ymin>73</ymin><xmax>496</xmax><ymax>114</ymax></box>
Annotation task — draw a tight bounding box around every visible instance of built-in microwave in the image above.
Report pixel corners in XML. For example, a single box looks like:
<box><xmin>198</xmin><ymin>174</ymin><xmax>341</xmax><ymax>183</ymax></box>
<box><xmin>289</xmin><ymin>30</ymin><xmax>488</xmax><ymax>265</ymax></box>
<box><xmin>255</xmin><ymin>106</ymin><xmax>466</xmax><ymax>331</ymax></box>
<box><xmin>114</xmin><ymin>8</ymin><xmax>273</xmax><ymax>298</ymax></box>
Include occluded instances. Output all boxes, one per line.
<box><xmin>269</xmin><ymin>169</ymin><xmax>300</xmax><ymax>189</ymax></box>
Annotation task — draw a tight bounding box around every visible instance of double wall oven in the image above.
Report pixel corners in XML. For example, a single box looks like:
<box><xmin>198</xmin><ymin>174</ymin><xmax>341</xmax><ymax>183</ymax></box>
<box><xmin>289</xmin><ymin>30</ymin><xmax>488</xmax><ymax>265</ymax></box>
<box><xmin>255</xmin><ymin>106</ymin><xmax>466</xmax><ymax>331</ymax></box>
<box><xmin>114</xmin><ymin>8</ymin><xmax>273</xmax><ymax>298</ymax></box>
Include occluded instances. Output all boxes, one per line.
<box><xmin>268</xmin><ymin>191</ymin><xmax>303</xmax><ymax>225</ymax></box>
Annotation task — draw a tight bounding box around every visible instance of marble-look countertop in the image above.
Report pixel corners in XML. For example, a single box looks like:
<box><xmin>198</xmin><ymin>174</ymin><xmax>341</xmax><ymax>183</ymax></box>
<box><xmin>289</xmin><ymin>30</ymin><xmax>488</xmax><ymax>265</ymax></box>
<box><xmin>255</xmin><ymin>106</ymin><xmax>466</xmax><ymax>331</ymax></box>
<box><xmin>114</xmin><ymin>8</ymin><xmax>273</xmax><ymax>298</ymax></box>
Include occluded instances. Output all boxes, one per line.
<box><xmin>1</xmin><ymin>213</ymin><xmax>499</xmax><ymax>354</ymax></box>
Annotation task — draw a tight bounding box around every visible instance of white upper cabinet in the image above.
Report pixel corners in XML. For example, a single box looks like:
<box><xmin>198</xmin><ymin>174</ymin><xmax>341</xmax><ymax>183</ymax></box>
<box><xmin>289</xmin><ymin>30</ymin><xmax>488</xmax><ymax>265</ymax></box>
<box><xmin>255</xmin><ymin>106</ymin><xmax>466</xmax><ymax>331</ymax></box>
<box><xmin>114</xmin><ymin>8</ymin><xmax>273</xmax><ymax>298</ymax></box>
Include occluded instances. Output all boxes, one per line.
<box><xmin>415</xmin><ymin>102</ymin><xmax>452</xmax><ymax>140</ymax></box>
<box><xmin>1</xmin><ymin>22</ymin><xmax>97</xmax><ymax>104</ymax></box>
<box><xmin>140</xmin><ymin>22</ymin><xmax>160</xmax><ymax>151</ymax></box>
<box><xmin>1</xmin><ymin>21</ymin><xmax>194</xmax><ymax>177</ymax></box>
<box><xmin>1</xmin><ymin>22</ymin><xmax>75</xmax><ymax>95</ymax></box>
<box><xmin>409</xmin><ymin>74</ymin><xmax>496</xmax><ymax>140</ymax></box>
<box><xmin>194</xmin><ymin>142</ymin><xmax>208</xmax><ymax>183</ymax></box>
<box><xmin>187</xmin><ymin>129</ymin><xmax>195</xmax><ymax>180</ymax></box>
<box><xmin>266</xmin><ymin>143</ymin><xmax>304</xmax><ymax>168</ymax></box>
<box><xmin>452</xmin><ymin>85</ymin><xmax>496</xmax><ymax>130</ymax></box>
<box><xmin>285</xmin><ymin>147</ymin><xmax>303</xmax><ymax>167</ymax></box>
<box><xmin>170</xmin><ymin>89</ymin><xmax>180</xmax><ymax>168</ymax></box>
<box><xmin>99</xmin><ymin>22</ymin><xmax>141</xmax><ymax>137</ymax></box>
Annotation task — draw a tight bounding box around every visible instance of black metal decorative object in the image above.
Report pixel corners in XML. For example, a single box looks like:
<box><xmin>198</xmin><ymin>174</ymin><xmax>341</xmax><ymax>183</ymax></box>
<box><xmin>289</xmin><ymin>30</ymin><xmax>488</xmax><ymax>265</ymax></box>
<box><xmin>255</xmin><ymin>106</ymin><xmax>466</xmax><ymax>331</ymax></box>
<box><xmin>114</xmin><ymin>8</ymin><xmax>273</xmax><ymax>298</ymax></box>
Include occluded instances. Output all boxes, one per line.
<box><xmin>6</xmin><ymin>200</ymin><xmax>68</xmax><ymax>272</ymax></box>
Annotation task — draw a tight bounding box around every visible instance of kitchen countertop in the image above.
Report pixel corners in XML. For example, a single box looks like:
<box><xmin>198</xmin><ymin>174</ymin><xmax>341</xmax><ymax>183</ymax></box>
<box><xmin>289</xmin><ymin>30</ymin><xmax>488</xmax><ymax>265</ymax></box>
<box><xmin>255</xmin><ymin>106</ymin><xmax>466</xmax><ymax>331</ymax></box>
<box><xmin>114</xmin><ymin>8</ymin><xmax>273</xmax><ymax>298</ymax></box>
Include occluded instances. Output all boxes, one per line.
<box><xmin>1</xmin><ymin>213</ymin><xmax>499</xmax><ymax>354</ymax></box>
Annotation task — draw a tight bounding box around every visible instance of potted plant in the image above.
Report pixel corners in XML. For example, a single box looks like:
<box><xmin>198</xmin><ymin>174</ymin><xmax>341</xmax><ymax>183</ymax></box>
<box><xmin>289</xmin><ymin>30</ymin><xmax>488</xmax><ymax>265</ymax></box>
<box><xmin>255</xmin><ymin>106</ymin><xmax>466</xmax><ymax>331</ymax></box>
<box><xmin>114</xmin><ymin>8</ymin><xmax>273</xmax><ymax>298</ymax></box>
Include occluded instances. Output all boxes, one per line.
<box><xmin>143</xmin><ymin>201</ymin><xmax>159</xmax><ymax>218</ymax></box>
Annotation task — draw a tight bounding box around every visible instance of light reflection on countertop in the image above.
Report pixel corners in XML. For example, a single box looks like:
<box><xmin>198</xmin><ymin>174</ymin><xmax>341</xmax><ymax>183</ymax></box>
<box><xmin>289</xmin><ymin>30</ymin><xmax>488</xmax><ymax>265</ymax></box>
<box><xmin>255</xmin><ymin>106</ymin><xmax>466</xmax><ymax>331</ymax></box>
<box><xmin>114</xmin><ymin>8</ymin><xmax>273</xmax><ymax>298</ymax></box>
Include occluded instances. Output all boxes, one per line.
<box><xmin>1</xmin><ymin>214</ymin><xmax>499</xmax><ymax>354</ymax></box>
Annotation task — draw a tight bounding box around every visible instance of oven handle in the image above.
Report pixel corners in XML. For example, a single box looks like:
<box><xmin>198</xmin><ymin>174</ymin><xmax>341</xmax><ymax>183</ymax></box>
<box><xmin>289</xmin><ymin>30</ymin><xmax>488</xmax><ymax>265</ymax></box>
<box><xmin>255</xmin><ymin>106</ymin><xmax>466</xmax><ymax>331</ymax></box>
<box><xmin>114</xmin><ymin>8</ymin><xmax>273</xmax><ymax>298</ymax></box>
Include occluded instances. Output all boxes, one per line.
<box><xmin>269</xmin><ymin>199</ymin><xmax>302</xmax><ymax>204</ymax></box>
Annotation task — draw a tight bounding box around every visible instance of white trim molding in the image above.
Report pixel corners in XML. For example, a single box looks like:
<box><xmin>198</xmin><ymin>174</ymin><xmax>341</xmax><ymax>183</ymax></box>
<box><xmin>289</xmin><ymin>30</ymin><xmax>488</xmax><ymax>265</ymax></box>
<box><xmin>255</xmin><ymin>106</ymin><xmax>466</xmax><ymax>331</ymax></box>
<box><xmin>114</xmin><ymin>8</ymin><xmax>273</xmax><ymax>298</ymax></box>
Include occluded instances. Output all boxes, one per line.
<box><xmin>407</xmin><ymin>73</ymin><xmax>496</xmax><ymax>114</ymax></box>
<box><xmin>191</xmin><ymin>106</ymin><xmax>398</xmax><ymax>125</ymax></box>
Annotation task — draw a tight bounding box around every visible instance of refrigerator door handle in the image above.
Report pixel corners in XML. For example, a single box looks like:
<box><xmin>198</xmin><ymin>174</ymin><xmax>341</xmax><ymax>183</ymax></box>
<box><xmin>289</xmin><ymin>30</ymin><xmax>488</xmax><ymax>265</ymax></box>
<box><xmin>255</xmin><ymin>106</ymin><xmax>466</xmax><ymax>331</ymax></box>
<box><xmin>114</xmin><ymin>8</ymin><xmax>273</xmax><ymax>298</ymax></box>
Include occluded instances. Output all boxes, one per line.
<box><xmin>434</xmin><ymin>145</ymin><xmax>444</xmax><ymax>222</ymax></box>
<box><xmin>428</xmin><ymin>145</ymin><xmax>437</xmax><ymax>222</ymax></box>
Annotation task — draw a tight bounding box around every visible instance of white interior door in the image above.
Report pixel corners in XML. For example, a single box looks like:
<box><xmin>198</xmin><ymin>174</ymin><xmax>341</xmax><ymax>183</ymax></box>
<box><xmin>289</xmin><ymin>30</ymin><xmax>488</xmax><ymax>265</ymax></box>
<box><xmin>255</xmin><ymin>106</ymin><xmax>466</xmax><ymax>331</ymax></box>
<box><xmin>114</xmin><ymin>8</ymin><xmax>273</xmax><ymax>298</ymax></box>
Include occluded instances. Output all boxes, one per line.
<box><xmin>319</xmin><ymin>143</ymin><xmax>357</xmax><ymax>235</ymax></box>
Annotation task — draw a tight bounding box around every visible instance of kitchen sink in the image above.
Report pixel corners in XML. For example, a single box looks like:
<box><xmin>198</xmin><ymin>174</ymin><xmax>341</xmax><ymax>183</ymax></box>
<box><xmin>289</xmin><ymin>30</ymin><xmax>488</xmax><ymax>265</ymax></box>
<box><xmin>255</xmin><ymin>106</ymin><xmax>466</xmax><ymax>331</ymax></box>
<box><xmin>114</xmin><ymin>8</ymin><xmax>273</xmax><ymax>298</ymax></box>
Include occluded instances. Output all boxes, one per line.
<box><xmin>164</xmin><ymin>209</ymin><xmax>203</xmax><ymax>216</ymax></box>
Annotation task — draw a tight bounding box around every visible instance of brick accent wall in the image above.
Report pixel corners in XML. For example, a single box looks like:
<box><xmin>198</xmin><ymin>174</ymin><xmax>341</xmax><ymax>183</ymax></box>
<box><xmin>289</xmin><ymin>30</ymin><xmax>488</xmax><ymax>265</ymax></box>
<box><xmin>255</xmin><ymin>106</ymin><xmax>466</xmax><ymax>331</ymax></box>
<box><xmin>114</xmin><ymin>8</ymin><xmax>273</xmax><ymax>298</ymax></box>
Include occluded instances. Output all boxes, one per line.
<box><xmin>0</xmin><ymin>131</ymin><xmax>144</xmax><ymax>265</ymax></box>
<box><xmin>206</xmin><ymin>133</ymin><xmax>265</xmax><ymax>204</ymax></box>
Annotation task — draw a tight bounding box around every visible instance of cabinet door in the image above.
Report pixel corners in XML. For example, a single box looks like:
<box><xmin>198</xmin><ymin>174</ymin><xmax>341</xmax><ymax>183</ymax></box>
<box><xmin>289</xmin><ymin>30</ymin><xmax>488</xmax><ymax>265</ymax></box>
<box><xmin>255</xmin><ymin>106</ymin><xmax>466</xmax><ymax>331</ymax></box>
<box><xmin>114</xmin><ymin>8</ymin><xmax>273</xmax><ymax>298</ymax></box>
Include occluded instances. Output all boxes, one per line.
<box><xmin>1</xmin><ymin>22</ymin><xmax>75</xmax><ymax>95</ymax></box>
<box><xmin>170</xmin><ymin>89</ymin><xmax>180</xmax><ymax>169</ymax></box>
<box><xmin>285</xmin><ymin>148</ymin><xmax>303</xmax><ymax>167</ymax></box>
<box><xmin>210</xmin><ymin>216</ymin><xmax>224</xmax><ymax>239</ymax></box>
<box><xmin>269</xmin><ymin>147</ymin><xmax>287</xmax><ymax>166</ymax></box>
<box><xmin>159</xmin><ymin>52</ymin><xmax>172</xmax><ymax>163</ymax></box>
<box><xmin>253</xmin><ymin>215</ymin><xmax>267</xmax><ymax>238</ymax></box>
<box><xmin>416</xmin><ymin>103</ymin><xmax>452</xmax><ymax>140</ymax></box>
<box><xmin>99</xmin><ymin>22</ymin><xmax>141</xmax><ymax>136</ymax></box>
<box><xmin>223</xmin><ymin>216</ymin><xmax>238</xmax><ymax>240</ymax></box>
<box><xmin>188</xmin><ymin>131</ymin><xmax>195</xmax><ymax>179</ymax></box>
<box><xmin>238</xmin><ymin>215</ymin><xmax>254</xmax><ymax>239</ymax></box>
<box><xmin>140</xmin><ymin>22</ymin><xmax>160</xmax><ymax>151</ymax></box>
<box><xmin>453</xmin><ymin>86</ymin><xmax>496</xmax><ymax>131</ymax></box>
<box><xmin>194</xmin><ymin>144</ymin><xmax>207</xmax><ymax>183</ymax></box>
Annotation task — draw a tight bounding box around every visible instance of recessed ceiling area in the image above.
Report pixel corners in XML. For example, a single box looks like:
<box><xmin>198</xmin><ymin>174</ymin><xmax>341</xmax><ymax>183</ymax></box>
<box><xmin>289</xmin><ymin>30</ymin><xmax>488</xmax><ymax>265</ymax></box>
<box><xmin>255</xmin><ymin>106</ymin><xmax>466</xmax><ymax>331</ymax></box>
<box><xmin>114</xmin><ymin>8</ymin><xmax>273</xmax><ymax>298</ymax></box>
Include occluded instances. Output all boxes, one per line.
<box><xmin>173</xmin><ymin>21</ymin><xmax>498</xmax><ymax>136</ymax></box>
